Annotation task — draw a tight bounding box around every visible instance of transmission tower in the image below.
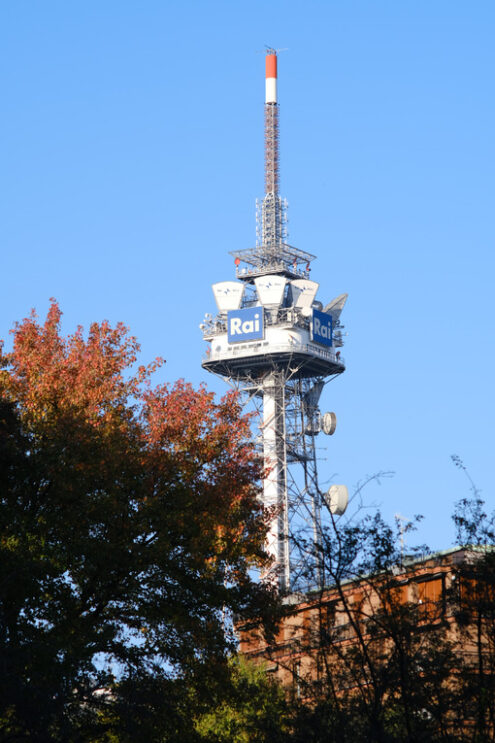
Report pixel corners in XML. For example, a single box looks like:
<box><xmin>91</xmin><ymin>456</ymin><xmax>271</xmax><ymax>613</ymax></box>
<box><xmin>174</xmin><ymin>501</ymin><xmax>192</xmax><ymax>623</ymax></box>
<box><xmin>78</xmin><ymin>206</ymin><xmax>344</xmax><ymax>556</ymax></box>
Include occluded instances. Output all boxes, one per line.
<box><xmin>200</xmin><ymin>50</ymin><xmax>348</xmax><ymax>594</ymax></box>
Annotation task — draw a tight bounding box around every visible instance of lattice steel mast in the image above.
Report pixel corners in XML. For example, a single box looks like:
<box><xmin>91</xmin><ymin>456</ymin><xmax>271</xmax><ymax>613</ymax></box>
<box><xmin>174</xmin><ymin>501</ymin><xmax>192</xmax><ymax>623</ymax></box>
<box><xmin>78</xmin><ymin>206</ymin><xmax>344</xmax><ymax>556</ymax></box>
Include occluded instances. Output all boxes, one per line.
<box><xmin>262</xmin><ymin>50</ymin><xmax>284</xmax><ymax>254</ymax></box>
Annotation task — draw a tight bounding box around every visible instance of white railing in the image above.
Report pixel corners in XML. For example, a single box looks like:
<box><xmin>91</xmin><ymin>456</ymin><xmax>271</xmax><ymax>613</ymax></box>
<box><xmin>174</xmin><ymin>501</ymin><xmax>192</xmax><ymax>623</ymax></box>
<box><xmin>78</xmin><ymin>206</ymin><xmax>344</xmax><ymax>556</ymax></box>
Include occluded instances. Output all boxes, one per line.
<box><xmin>204</xmin><ymin>341</ymin><xmax>344</xmax><ymax>367</ymax></box>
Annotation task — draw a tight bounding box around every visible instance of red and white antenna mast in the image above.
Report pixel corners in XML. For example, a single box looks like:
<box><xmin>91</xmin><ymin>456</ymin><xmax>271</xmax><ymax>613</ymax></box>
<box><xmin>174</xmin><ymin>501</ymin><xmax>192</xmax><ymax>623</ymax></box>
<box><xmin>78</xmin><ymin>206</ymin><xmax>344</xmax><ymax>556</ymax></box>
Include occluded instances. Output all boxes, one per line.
<box><xmin>232</xmin><ymin>47</ymin><xmax>315</xmax><ymax>277</ymax></box>
<box><xmin>260</xmin><ymin>48</ymin><xmax>287</xmax><ymax>257</ymax></box>
<box><xmin>264</xmin><ymin>48</ymin><xmax>279</xmax><ymax>196</ymax></box>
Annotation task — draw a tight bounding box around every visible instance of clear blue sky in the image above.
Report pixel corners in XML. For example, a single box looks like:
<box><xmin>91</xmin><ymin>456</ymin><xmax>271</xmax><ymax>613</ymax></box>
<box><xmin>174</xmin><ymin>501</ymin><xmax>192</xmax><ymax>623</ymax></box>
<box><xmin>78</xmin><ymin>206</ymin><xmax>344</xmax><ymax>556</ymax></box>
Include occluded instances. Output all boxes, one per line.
<box><xmin>1</xmin><ymin>1</ymin><xmax>494</xmax><ymax>550</ymax></box>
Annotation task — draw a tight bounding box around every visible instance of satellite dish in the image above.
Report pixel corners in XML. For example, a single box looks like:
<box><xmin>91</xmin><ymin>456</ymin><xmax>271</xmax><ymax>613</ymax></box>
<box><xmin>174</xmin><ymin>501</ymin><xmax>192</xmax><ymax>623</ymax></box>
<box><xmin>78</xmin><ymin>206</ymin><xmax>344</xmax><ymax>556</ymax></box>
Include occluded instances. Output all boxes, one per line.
<box><xmin>301</xmin><ymin>306</ymin><xmax>312</xmax><ymax>317</ymax></box>
<box><xmin>321</xmin><ymin>411</ymin><xmax>337</xmax><ymax>436</ymax></box>
<box><xmin>323</xmin><ymin>293</ymin><xmax>348</xmax><ymax>322</ymax></box>
<box><xmin>324</xmin><ymin>484</ymin><xmax>349</xmax><ymax>516</ymax></box>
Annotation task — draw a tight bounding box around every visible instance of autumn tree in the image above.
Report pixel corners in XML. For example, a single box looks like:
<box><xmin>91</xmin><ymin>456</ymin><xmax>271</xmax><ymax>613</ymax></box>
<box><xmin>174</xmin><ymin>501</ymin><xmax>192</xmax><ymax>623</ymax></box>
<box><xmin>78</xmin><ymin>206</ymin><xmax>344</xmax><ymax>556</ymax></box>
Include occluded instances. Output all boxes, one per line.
<box><xmin>0</xmin><ymin>301</ymin><xmax>276</xmax><ymax>741</ymax></box>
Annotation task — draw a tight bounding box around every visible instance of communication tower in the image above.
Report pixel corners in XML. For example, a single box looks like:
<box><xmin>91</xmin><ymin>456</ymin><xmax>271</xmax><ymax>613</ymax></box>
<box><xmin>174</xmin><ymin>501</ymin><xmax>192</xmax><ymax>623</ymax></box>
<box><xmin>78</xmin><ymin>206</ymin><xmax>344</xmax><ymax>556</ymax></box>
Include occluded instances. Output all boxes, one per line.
<box><xmin>200</xmin><ymin>50</ymin><xmax>348</xmax><ymax>593</ymax></box>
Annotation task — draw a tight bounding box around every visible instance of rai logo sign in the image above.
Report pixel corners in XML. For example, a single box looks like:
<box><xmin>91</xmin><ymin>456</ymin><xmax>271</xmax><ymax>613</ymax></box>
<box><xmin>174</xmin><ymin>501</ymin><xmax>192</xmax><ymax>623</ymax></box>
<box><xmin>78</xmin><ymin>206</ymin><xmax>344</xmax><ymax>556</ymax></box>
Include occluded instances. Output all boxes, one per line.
<box><xmin>311</xmin><ymin>309</ymin><xmax>333</xmax><ymax>347</ymax></box>
<box><xmin>227</xmin><ymin>307</ymin><xmax>264</xmax><ymax>344</ymax></box>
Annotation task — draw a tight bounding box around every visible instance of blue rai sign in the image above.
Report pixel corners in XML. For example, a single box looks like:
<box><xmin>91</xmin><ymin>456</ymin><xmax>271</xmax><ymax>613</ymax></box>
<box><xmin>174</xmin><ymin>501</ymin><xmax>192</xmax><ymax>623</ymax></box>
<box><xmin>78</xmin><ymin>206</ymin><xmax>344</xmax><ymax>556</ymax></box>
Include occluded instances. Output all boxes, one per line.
<box><xmin>311</xmin><ymin>309</ymin><xmax>333</xmax><ymax>347</ymax></box>
<box><xmin>227</xmin><ymin>306</ymin><xmax>264</xmax><ymax>344</ymax></box>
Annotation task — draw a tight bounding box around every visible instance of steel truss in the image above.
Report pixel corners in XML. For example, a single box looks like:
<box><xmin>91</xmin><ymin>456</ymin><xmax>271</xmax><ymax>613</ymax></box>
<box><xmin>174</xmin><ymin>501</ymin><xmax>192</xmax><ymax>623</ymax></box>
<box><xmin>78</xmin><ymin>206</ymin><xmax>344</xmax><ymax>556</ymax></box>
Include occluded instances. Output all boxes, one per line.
<box><xmin>215</xmin><ymin>355</ymin><xmax>341</xmax><ymax>594</ymax></box>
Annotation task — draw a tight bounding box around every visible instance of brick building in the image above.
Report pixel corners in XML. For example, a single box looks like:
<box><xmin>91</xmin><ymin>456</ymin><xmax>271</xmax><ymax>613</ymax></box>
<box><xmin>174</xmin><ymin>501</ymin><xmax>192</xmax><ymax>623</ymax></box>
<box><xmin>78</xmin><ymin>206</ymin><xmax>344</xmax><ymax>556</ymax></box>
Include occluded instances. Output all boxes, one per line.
<box><xmin>238</xmin><ymin>546</ymin><xmax>493</xmax><ymax>704</ymax></box>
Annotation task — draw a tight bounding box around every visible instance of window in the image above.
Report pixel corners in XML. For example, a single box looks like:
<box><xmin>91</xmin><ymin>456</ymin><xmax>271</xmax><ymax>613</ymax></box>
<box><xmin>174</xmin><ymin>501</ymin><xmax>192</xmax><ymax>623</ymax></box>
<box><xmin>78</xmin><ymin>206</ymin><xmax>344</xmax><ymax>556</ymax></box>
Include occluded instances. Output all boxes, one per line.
<box><xmin>381</xmin><ymin>581</ymin><xmax>409</xmax><ymax>618</ymax></box>
<box><xmin>417</xmin><ymin>576</ymin><xmax>443</xmax><ymax>620</ymax></box>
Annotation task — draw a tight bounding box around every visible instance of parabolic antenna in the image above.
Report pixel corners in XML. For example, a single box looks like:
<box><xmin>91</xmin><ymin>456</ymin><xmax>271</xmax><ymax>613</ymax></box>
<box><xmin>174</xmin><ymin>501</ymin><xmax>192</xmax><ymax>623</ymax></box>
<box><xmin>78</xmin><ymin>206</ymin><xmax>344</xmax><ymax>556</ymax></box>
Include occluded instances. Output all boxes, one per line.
<box><xmin>323</xmin><ymin>293</ymin><xmax>348</xmax><ymax>322</ymax></box>
<box><xmin>324</xmin><ymin>484</ymin><xmax>349</xmax><ymax>516</ymax></box>
<box><xmin>321</xmin><ymin>411</ymin><xmax>337</xmax><ymax>436</ymax></box>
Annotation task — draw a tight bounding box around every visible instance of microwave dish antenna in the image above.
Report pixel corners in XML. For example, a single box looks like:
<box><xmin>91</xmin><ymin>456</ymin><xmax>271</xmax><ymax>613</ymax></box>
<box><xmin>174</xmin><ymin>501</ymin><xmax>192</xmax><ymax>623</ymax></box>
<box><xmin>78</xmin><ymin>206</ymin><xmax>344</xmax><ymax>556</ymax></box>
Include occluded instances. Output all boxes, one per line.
<box><xmin>324</xmin><ymin>485</ymin><xmax>349</xmax><ymax>516</ymax></box>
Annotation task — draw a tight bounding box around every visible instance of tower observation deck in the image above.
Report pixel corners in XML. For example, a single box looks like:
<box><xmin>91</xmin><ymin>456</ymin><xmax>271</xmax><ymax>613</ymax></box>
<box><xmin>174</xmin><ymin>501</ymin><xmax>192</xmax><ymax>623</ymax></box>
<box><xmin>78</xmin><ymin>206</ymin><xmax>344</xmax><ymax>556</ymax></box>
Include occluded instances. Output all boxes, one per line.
<box><xmin>200</xmin><ymin>50</ymin><xmax>348</xmax><ymax>593</ymax></box>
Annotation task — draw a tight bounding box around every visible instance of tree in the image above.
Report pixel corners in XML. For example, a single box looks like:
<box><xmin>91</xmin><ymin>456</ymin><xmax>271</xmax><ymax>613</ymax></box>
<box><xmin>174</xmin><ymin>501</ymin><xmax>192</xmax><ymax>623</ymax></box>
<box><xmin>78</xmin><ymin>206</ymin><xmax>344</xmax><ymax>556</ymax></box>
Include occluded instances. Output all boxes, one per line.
<box><xmin>247</xmin><ymin>459</ymin><xmax>495</xmax><ymax>743</ymax></box>
<box><xmin>258</xmin><ymin>505</ymin><xmax>470</xmax><ymax>743</ymax></box>
<box><xmin>0</xmin><ymin>301</ymin><xmax>276</xmax><ymax>741</ymax></box>
<box><xmin>193</xmin><ymin>656</ymin><xmax>291</xmax><ymax>743</ymax></box>
<box><xmin>449</xmin><ymin>458</ymin><xmax>495</xmax><ymax>741</ymax></box>
<box><xmin>299</xmin><ymin>514</ymin><xmax>459</xmax><ymax>742</ymax></box>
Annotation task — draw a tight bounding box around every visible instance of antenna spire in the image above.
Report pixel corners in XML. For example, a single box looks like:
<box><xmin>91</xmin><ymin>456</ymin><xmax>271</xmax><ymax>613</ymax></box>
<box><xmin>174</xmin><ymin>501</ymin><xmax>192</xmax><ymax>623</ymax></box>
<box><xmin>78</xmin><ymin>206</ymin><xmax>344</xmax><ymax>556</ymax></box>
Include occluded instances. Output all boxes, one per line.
<box><xmin>261</xmin><ymin>49</ymin><xmax>286</xmax><ymax>256</ymax></box>
<box><xmin>265</xmin><ymin>50</ymin><xmax>278</xmax><ymax>195</ymax></box>
<box><xmin>230</xmin><ymin>48</ymin><xmax>316</xmax><ymax>279</ymax></box>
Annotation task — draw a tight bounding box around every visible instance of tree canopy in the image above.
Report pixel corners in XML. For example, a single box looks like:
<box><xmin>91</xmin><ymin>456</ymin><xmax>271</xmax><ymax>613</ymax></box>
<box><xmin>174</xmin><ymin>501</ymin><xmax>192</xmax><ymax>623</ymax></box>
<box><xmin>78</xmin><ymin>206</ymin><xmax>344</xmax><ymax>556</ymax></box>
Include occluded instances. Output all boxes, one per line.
<box><xmin>0</xmin><ymin>301</ymin><xmax>276</xmax><ymax>741</ymax></box>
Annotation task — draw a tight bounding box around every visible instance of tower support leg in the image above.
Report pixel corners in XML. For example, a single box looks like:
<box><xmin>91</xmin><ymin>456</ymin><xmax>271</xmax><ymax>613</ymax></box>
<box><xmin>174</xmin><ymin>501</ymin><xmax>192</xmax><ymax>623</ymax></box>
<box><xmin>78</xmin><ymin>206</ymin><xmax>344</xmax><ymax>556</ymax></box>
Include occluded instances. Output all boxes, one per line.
<box><xmin>262</xmin><ymin>372</ymin><xmax>289</xmax><ymax>592</ymax></box>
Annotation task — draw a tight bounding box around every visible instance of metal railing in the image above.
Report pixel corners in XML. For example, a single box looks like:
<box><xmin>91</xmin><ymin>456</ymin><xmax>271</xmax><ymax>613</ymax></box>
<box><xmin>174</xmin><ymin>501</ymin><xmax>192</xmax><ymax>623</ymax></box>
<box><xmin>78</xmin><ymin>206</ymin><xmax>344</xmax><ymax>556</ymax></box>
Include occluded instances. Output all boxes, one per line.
<box><xmin>204</xmin><ymin>341</ymin><xmax>344</xmax><ymax>367</ymax></box>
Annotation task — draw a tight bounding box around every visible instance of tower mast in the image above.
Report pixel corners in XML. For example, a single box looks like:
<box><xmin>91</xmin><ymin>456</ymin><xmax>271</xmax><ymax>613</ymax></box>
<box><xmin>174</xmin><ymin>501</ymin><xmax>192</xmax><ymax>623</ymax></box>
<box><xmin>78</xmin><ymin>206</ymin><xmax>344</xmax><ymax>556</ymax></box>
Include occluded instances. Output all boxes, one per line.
<box><xmin>201</xmin><ymin>51</ymin><xmax>347</xmax><ymax>593</ymax></box>
<box><xmin>263</xmin><ymin>49</ymin><xmax>283</xmax><ymax>255</ymax></box>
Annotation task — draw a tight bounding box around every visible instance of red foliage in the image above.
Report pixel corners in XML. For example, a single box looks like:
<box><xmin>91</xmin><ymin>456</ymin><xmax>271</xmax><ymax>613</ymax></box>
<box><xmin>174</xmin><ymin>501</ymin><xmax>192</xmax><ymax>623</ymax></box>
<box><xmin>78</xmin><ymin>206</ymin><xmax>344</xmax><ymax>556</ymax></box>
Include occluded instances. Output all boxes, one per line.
<box><xmin>0</xmin><ymin>301</ymin><xmax>273</xmax><ymax>688</ymax></box>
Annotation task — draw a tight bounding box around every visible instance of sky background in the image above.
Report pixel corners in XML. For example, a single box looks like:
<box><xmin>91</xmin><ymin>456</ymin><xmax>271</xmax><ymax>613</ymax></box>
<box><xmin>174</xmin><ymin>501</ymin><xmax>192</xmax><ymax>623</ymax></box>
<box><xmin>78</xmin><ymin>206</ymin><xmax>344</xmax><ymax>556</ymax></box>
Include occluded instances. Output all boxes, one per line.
<box><xmin>1</xmin><ymin>1</ymin><xmax>493</xmax><ymax>551</ymax></box>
